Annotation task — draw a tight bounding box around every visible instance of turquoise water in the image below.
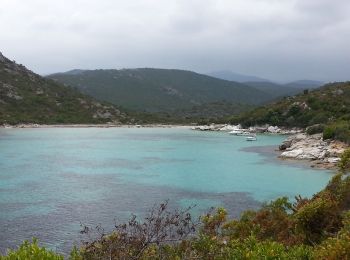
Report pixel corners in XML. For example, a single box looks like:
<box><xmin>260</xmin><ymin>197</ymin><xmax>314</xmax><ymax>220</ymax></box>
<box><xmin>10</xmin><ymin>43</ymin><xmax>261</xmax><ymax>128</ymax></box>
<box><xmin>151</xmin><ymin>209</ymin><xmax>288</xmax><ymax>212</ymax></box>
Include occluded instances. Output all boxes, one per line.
<box><xmin>0</xmin><ymin>127</ymin><xmax>332</xmax><ymax>253</ymax></box>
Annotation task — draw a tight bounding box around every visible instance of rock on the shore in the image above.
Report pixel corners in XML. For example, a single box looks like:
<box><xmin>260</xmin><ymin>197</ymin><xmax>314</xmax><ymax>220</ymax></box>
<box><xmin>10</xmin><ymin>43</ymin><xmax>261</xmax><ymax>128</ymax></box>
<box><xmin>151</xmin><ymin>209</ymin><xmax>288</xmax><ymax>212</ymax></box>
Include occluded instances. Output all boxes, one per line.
<box><xmin>279</xmin><ymin>133</ymin><xmax>348</xmax><ymax>168</ymax></box>
<box><xmin>192</xmin><ymin>124</ymin><xmax>302</xmax><ymax>134</ymax></box>
<box><xmin>267</xmin><ymin>126</ymin><xmax>280</xmax><ymax>133</ymax></box>
<box><xmin>279</xmin><ymin>140</ymin><xmax>292</xmax><ymax>150</ymax></box>
<box><xmin>191</xmin><ymin>124</ymin><xmax>241</xmax><ymax>131</ymax></box>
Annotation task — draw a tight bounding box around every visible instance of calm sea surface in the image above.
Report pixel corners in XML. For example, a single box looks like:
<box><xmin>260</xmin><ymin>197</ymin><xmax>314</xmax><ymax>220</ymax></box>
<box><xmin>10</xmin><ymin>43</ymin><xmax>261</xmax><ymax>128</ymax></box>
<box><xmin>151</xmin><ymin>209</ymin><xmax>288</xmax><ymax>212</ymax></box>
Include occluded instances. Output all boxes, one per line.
<box><xmin>0</xmin><ymin>127</ymin><xmax>332</xmax><ymax>253</ymax></box>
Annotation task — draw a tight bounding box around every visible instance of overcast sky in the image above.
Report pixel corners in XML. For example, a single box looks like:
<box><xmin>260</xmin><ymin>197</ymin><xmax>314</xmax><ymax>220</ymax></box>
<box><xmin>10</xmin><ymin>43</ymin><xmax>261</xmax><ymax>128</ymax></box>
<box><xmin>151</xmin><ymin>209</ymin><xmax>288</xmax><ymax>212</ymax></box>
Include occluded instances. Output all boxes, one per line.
<box><xmin>1</xmin><ymin>0</ymin><xmax>349</xmax><ymax>82</ymax></box>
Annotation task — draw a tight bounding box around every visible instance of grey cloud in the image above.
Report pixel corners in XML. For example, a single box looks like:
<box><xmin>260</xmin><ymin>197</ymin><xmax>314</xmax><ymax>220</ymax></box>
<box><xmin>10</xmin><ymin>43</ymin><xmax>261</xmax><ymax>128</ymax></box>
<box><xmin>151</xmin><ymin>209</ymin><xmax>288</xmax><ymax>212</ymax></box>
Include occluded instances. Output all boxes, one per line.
<box><xmin>0</xmin><ymin>0</ymin><xmax>349</xmax><ymax>82</ymax></box>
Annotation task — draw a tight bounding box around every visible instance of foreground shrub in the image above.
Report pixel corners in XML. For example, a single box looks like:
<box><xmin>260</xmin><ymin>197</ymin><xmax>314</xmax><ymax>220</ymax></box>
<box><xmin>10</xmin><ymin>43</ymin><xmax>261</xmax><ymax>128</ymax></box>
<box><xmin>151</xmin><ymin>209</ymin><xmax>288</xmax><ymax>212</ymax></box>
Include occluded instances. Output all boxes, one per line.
<box><xmin>0</xmin><ymin>239</ymin><xmax>64</xmax><ymax>260</ymax></box>
<box><xmin>17</xmin><ymin>175</ymin><xmax>350</xmax><ymax>259</ymax></box>
<box><xmin>339</xmin><ymin>148</ymin><xmax>350</xmax><ymax>174</ymax></box>
<box><xmin>313</xmin><ymin>211</ymin><xmax>350</xmax><ymax>260</ymax></box>
<box><xmin>79</xmin><ymin>201</ymin><xmax>197</xmax><ymax>259</ymax></box>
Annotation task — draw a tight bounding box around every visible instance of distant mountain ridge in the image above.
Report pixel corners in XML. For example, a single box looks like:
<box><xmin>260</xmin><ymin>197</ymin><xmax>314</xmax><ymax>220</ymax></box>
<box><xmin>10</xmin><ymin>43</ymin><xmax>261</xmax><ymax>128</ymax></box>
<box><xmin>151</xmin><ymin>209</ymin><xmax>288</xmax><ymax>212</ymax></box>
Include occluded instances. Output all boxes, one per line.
<box><xmin>207</xmin><ymin>70</ymin><xmax>270</xmax><ymax>83</ymax></box>
<box><xmin>48</xmin><ymin>68</ymin><xmax>276</xmax><ymax>113</ymax></box>
<box><xmin>207</xmin><ymin>70</ymin><xmax>324</xmax><ymax>87</ymax></box>
<box><xmin>284</xmin><ymin>80</ymin><xmax>324</xmax><ymax>89</ymax></box>
<box><xmin>0</xmin><ymin>52</ymin><xmax>129</xmax><ymax>124</ymax></box>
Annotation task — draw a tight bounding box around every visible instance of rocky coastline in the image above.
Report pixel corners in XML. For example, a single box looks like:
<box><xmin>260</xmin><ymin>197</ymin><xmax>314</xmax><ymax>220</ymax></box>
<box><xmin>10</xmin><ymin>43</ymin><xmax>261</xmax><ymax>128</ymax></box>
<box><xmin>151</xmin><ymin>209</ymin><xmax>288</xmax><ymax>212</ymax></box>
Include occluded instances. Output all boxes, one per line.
<box><xmin>191</xmin><ymin>124</ymin><xmax>302</xmax><ymax>135</ymax></box>
<box><xmin>192</xmin><ymin>124</ymin><xmax>348</xmax><ymax>170</ymax></box>
<box><xmin>278</xmin><ymin>133</ymin><xmax>348</xmax><ymax>169</ymax></box>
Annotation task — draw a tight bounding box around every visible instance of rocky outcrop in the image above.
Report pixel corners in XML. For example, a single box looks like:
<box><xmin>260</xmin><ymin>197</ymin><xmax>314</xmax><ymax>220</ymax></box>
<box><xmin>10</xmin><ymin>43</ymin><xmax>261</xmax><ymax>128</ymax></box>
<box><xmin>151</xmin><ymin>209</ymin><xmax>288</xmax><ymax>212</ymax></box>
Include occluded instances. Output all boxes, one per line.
<box><xmin>191</xmin><ymin>124</ymin><xmax>228</xmax><ymax>131</ymax></box>
<box><xmin>279</xmin><ymin>133</ymin><xmax>348</xmax><ymax>169</ymax></box>
<box><xmin>191</xmin><ymin>124</ymin><xmax>302</xmax><ymax>134</ymax></box>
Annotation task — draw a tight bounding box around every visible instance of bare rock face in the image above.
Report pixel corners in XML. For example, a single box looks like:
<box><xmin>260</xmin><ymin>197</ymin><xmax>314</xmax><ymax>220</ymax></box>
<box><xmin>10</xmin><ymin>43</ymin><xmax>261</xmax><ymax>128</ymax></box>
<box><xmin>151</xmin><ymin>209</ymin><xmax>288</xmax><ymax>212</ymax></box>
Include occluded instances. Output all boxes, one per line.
<box><xmin>279</xmin><ymin>133</ymin><xmax>348</xmax><ymax>168</ymax></box>
<box><xmin>6</xmin><ymin>92</ymin><xmax>23</xmax><ymax>100</ymax></box>
<box><xmin>281</xmin><ymin>149</ymin><xmax>304</xmax><ymax>158</ymax></box>
<box><xmin>2</xmin><ymin>83</ymin><xmax>23</xmax><ymax>100</ymax></box>
<box><xmin>267</xmin><ymin>126</ymin><xmax>280</xmax><ymax>133</ymax></box>
<box><xmin>93</xmin><ymin>111</ymin><xmax>113</xmax><ymax>119</ymax></box>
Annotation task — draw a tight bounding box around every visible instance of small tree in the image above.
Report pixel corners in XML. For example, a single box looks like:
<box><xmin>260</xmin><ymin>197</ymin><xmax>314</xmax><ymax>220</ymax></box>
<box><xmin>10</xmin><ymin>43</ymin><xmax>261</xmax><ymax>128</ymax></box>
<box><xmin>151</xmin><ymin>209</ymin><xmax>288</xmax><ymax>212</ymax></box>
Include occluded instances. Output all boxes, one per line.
<box><xmin>79</xmin><ymin>201</ymin><xmax>198</xmax><ymax>259</ymax></box>
<box><xmin>339</xmin><ymin>149</ymin><xmax>350</xmax><ymax>174</ymax></box>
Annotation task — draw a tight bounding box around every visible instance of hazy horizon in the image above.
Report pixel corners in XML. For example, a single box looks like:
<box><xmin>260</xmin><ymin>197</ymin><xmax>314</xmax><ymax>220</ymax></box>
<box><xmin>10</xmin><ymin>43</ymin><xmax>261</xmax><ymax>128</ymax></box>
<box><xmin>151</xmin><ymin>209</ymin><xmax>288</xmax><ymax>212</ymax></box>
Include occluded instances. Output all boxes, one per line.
<box><xmin>45</xmin><ymin>67</ymin><xmax>326</xmax><ymax>84</ymax></box>
<box><xmin>1</xmin><ymin>0</ymin><xmax>349</xmax><ymax>82</ymax></box>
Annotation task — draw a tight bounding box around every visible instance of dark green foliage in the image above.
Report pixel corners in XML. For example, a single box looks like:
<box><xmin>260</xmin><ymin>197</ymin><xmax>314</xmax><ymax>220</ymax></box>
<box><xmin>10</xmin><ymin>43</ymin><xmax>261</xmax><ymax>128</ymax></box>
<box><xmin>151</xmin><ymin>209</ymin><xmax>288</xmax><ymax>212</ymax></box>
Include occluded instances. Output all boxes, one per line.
<box><xmin>323</xmin><ymin>126</ymin><xmax>335</xmax><ymax>140</ymax></box>
<box><xmin>339</xmin><ymin>148</ymin><xmax>350</xmax><ymax>174</ymax></box>
<box><xmin>126</xmin><ymin>101</ymin><xmax>254</xmax><ymax>124</ymax></box>
<box><xmin>323</xmin><ymin>121</ymin><xmax>350</xmax><ymax>144</ymax></box>
<box><xmin>306</xmin><ymin>124</ymin><xmax>325</xmax><ymax>135</ymax></box>
<box><xmin>0</xmin><ymin>53</ymin><xmax>130</xmax><ymax>125</ymax></box>
<box><xmin>48</xmin><ymin>68</ymin><xmax>272</xmax><ymax>118</ymax></box>
<box><xmin>0</xmin><ymin>238</ymin><xmax>64</xmax><ymax>260</ymax></box>
<box><xmin>242</xmin><ymin>81</ymin><xmax>308</xmax><ymax>100</ymax></box>
<box><xmin>313</xmin><ymin>211</ymin><xmax>350</xmax><ymax>260</ymax></box>
<box><xmin>229</xmin><ymin>82</ymin><xmax>350</xmax><ymax>142</ymax></box>
<box><xmin>230</xmin><ymin>82</ymin><xmax>350</xmax><ymax>127</ymax></box>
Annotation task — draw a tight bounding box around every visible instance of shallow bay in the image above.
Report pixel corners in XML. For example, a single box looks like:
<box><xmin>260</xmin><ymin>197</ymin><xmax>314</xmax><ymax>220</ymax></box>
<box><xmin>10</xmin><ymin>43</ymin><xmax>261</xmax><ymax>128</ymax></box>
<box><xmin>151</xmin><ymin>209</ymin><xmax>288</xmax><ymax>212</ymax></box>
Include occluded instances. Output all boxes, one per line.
<box><xmin>0</xmin><ymin>127</ymin><xmax>332</xmax><ymax>253</ymax></box>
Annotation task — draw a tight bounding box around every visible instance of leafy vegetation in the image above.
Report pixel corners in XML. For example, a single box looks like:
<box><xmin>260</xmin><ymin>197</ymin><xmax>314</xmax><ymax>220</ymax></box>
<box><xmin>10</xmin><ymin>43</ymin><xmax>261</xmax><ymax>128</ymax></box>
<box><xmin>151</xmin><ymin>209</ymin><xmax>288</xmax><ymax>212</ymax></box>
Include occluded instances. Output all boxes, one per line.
<box><xmin>0</xmin><ymin>239</ymin><xmax>64</xmax><ymax>260</ymax></box>
<box><xmin>244</xmin><ymin>81</ymin><xmax>312</xmax><ymax>98</ymax></box>
<box><xmin>48</xmin><ymin>68</ymin><xmax>274</xmax><ymax>117</ymax></box>
<box><xmin>322</xmin><ymin>120</ymin><xmax>350</xmax><ymax>144</ymax></box>
<box><xmin>0</xmin><ymin>52</ymin><xmax>130</xmax><ymax>125</ymax></box>
<box><xmin>3</xmin><ymin>149</ymin><xmax>350</xmax><ymax>259</ymax></box>
<box><xmin>127</xmin><ymin>101</ymin><xmax>254</xmax><ymax>125</ymax></box>
<box><xmin>229</xmin><ymin>82</ymin><xmax>350</xmax><ymax>143</ymax></box>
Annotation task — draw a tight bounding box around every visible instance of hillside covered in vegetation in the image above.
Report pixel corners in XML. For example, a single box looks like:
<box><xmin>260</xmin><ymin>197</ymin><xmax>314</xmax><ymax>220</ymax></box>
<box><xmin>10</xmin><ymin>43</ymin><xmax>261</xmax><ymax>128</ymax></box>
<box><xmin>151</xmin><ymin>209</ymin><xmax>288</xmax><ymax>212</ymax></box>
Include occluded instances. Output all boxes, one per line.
<box><xmin>48</xmin><ymin>69</ymin><xmax>277</xmax><ymax>115</ymax></box>
<box><xmin>0</xmin><ymin>52</ymin><xmax>129</xmax><ymax>125</ymax></box>
<box><xmin>229</xmin><ymin>82</ymin><xmax>350</xmax><ymax>143</ymax></box>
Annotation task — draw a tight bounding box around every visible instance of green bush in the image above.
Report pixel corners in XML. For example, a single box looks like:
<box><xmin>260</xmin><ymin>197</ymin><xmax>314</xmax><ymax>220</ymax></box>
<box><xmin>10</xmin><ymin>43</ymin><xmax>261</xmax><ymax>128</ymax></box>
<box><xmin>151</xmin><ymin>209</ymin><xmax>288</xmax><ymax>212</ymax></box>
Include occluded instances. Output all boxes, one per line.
<box><xmin>0</xmin><ymin>239</ymin><xmax>64</xmax><ymax>260</ymax></box>
<box><xmin>306</xmin><ymin>124</ymin><xmax>325</xmax><ymax>135</ymax></box>
<box><xmin>323</xmin><ymin>126</ymin><xmax>335</xmax><ymax>140</ymax></box>
<box><xmin>339</xmin><ymin>149</ymin><xmax>350</xmax><ymax>174</ymax></box>
<box><xmin>323</xmin><ymin>121</ymin><xmax>350</xmax><ymax>143</ymax></box>
<box><xmin>313</xmin><ymin>211</ymin><xmax>350</xmax><ymax>260</ymax></box>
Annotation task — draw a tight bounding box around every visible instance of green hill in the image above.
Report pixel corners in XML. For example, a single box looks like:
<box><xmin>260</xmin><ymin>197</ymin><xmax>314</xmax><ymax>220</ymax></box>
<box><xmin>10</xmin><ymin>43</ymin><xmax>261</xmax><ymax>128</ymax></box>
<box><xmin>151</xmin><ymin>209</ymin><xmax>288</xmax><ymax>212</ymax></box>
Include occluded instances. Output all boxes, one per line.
<box><xmin>0</xmin><ymin>52</ymin><xmax>129</xmax><ymax>125</ymax></box>
<box><xmin>48</xmin><ymin>68</ymin><xmax>274</xmax><ymax>114</ymax></box>
<box><xmin>230</xmin><ymin>82</ymin><xmax>350</xmax><ymax>143</ymax></box>
<box><xmin>243</xmin><ymin>81</ymin><xmax>301</xmax><ymax>98</ymax></box>
<box><xmin>230</xmin><ymin>80</ymin><xmax>323</xmax><ymax>99</ymax></box>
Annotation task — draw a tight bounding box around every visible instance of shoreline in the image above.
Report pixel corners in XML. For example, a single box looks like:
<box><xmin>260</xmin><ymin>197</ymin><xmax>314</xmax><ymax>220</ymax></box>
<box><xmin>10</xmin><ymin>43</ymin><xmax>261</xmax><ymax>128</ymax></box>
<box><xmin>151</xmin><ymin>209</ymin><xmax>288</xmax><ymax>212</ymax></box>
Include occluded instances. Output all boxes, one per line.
<box><xmin>191</xmin><ymin>124</ymin><xmax>348</xmax><ymax>171</ymax></box>
<box><xmin>240</xmin><ymin>145</ymin><xmax>319</xmax><ymax>171</ymax></box>
<box><xmin>2</xmin><ymin>123</ymin><xmax>347</xmax><ymax>171</ymax></box>
<box><xmin>0</xmin><ymin>123</ymin><xmax>194</xmax><ymax>129</ymax></box>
